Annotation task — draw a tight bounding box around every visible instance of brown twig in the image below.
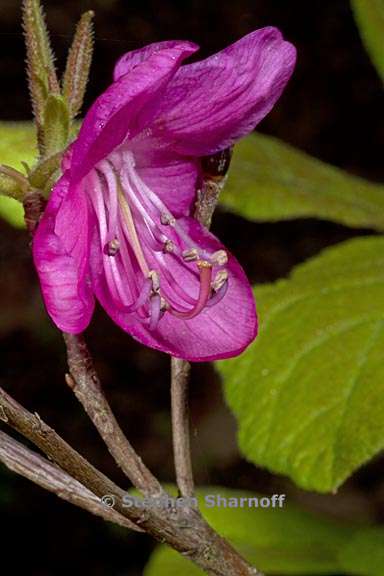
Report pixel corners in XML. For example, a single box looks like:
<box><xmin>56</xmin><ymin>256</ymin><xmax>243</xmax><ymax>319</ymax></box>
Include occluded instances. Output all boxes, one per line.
<box><xmin>171</xmin><ymin>357</ymin><xmax>194</xmax><ymax>497</ymax></box>
<box><xmin>62</xmin><ymin>336</ymin><xmax>262</xmax><ymax>574</ymax></box>
<box><xmin>63</xmin><ymin>332</ymin><xmax>164</xmax><ymax>498</ymax></box>
<box><xmin>0</xmin><ymin>430</ymin><xmax>134</xmax><ymax>529</ymax></box>
<box><xmin>0</xmin><ymin>385</ymin><xmax>260</xmax><ymax>575</ymax></box>
<box><xmin>62</xmin><ymin>337</ymin><xmax>262</xmax><ymax>574</ymax></box>
<box><xmin>0</xmin><ymin>385</ymin><xmax>142</xmax><ymax>531</ymax></box>
<box><xmin>170</xmin><ymin>148</ymin><xmax>233</xmax><ymax>499</ymax></box>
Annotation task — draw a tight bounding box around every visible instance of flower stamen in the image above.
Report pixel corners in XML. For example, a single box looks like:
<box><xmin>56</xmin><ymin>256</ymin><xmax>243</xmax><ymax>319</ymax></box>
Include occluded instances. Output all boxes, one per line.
<box><xmin>211</xmin><ymin>250</ymin><xmax>228</xmax><ymax>266</ymax></box>
<box><xmin>117</xmin><ymin>185</ymin><xmax>150</xmax><ymax>276</ymax></box>
<box><xmin>160</xmin><ymin>213</ymin><xmax>175</xmax><ymax>225</ymax></box>
<box><xmin>104</xmin><ymin>238</ymin><xmax>120</xmax><ymax>256</ymax></box>
<box><xmin>182</xmin><ymin>248</ymin><xmax>199</xmax><ymax>262</ymax></box>
<box><xmin>212</xmin><ymin>270</ymin><xmax>228</xmax><ymax>292</ymax></box>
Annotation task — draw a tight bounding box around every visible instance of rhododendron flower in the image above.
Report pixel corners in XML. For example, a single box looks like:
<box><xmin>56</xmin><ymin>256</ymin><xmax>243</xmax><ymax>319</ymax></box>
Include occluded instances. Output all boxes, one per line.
<box><xmin>33</xmin><ymin>28</ymin><xmax>296</xmax><ymax>361</ymax></box>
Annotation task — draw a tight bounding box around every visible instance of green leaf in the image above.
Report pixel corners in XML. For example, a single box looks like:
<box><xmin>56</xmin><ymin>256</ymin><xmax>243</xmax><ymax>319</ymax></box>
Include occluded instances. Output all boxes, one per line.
<box><xmin>219</xmin><ymin>236</ymin><xmax>384</xmax><ymax>493</ymax></box>
<box><xmin>43</xmin><ymin>95</ymin><xmax>70</xmax><ymax>157</ymax></box>
<box><xmin>221</xmin><ymin>134</ymin><xmax>384</xmax><ymax>230</ymax></box>
<box><xmin>22</xmin><ymin>0</ymin><xmax>60</xmax><ymax>149</ymax></box>
<box><xmin>0</xmin><ymin>122</ymin><xmax>37</xmax><ymax>168</ymax></box>
<box><xmin>339</xmin><ymin>527</ymin><xmax>384</xmax><ymax>575</ymax></box>
<box><xmin>144</xmin><ymin>487</ymin><xmax>353</xmax><ymax>576</ymax></box>
<box><xmin>0</xmin><ymin>197</ymin><xmax>25</xmax><ymax>228</ymax></box>
<box><xmin>351</xmin><ymin>0</ymin><xmax>384</xmax><ymax>82</ymax></box>
<box><xmin>63</xmin><ymin>11</ymin><xmax>95</xmax><ymax>120</ymax></box>
<box><xmin>0</xmin><ymin>171</ymin><xmax>25</xmax><ymax>200</ymax></box>
<box><xmin>0</xmin><ymin>122</ymin><xmax>37</xmax><ymax>227</ymax></box>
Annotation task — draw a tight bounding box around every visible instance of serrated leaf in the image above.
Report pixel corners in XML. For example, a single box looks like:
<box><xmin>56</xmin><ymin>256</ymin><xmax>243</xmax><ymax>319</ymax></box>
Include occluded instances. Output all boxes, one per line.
<box><xmin>221</xmin><ymin>134</ymin><xmax>384</xmax><ymax>230</ymax></box>
<box><xmin>351</xmin><ymin>0</ymin><xmax>384</xmax><ymax>82</ymax></box>
<box><xmin>0</xmin><ymin>122</ymin><xmax>37</xmax><ymax>227</ymax></box>
<box><xmin>144</xmin><ymin>487</ymin><xmax>353</xmax><ymax>576</ymax></box>
<box><xmin>218</xmin><ymin>237</ymin><xmax>384</xmax><ymax>493</ymax></box>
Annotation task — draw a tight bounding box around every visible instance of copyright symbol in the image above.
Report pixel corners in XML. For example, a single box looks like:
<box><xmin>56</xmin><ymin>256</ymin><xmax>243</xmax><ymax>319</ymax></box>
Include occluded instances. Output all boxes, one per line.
<box><xmin>101</xmin><ymin>494</ymin><xmax>116</xmax><ymax>508</ymax></box>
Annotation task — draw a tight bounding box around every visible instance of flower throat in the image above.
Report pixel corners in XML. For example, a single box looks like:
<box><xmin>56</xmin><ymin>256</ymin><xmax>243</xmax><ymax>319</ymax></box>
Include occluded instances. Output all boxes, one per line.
<box><xmin>87</xmin><ymin>150</ymin><xmax>228</xmax><ymax>330</ymax></box>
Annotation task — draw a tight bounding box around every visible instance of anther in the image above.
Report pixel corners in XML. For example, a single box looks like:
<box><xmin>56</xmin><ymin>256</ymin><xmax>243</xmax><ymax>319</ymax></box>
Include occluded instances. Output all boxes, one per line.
<box><xmin>160</xmin><ymin>213</ymin><xmax>175</xmax><ymax>225</ymax></box>
<box><xmin>206</xmin><ymin>281</ymin><xmax>228</xmax><ymax>308</ymax></box>
<box><xmin>212</xmin><ymin>270</ymin><xmax>228</xmax><ymax>292</ymax></box>
<box><xmin>160</xmin><ymin>297</ymin><xmax>169</xmax><ymax>311</ymax></box>
<box><xmin>163</xmin><ymin>239</ymin><xmax>174</xmax><ymax>253</ymax></box>
<box><xmin>182</xmin><ymin>248</ymin><xmax>199</xmax><ymax>262</ymax></box>
<box><xmin>104</xmin><ymin>238</ymin><xmax>120</xmax><ymax>256</ymax></box>
<box><xmin>148</xmin><ymin>270</ymin><xmax>160</xmax><ymax>292</ymax></box>
<box><xmin>211</xmin><ymin>250</ymin><xmax>228</xmax><ymax>266</ymax></box>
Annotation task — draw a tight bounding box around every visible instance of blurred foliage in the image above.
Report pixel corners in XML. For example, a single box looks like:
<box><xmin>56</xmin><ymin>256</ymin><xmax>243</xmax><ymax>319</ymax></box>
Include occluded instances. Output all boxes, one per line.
<box><xmin>339</xmin><ymin>527</ymin><xmax>384</xmax><ymax>575</ymax></box>
<box><xmin>0</xmin><ymin>122</ymin><xmax>37</xmax><ymax>227</ymax></box>
<box><xmin>219</xmin><ymin>237</ymin><xmax>384</xmax><ymax>493</ymax></box>
<box><xmin>351</xmin><ymin>0</ymin><xmax>384</xmax><ymax>82</ymax></box>
<box><xmin>145</xmin><ymin>487</ymin><xmax>384</xmax><ymax>575</ymax></box>
<box><xmin>223</xmin><ymin>133</ymin><xmax>384</xmax><ymax>230</ymax></box>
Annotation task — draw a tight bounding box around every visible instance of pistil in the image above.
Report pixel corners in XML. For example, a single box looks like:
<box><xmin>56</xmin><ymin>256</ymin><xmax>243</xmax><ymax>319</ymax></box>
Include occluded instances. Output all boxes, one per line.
<box><xmin>169</xmin><ymin>261</ymin><xmax>213</xmax><ymax>320</ymax></box>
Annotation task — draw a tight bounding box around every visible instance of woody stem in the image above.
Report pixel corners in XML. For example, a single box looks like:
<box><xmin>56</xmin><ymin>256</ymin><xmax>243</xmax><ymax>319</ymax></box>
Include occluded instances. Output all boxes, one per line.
<box><xmin>170</xmin><ymin>162</ymin><xmax>229</xmax><ymax>498</ymax></box>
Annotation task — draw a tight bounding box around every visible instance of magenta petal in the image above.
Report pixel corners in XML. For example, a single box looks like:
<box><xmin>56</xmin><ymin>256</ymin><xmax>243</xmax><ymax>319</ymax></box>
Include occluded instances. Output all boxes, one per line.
<box><xmin>70</xmin><ymin>41</ymin><xmax>198</xmax><ymax>184</ymax></box>
<box><xmin>113</xmin><ymin>40</ymin><xmax>199</xmax><ymax>81</ymax></box>
<box><xmin>90</xmin><ymin>216</ymin><xmax>257</xmax><ymax>361</ymax></box>
<box><xmin>151</xmin><ymin>27</ymin><xmax>296</xmax><ymax>156</ymax></box>
<box><xmin>132</xmin><ymin>145</ymin><xmax>200</xmax><ymax>217</ymax></box>
<box><xmin>33</xmin><ymin>173</ymin><xmax>95</xmax><ymax>333</ymax></box>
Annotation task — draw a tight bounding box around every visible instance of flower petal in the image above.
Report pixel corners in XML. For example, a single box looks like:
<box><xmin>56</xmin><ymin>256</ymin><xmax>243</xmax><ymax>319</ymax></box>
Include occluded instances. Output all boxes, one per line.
<box><xmin>90</xmin><ymin>216</ymin><xmax>257</xmax><ymax>361</ymax></box>
<box><xmin>33</xmin><ymin>173</ymin><xmax>95</xmax><ymax>333</ymax></box>
<box><xmin>151</xmin><ymin>27</ymin><xmax>296</xmax><ymax>156</ymax></box>
<box><xmin>70</xmin><ymin>42</ymin><xmax>198</xmax><ymax>184</ymax></box>
<box><xmin>132</xmin><ymin>145</ymin><xmax>200</xmax><ymax>217</ymax></box>
<box><xmin>113</xmin><ymin>40</ymin><xmax>197</xmax><ymax>81</ymax></box>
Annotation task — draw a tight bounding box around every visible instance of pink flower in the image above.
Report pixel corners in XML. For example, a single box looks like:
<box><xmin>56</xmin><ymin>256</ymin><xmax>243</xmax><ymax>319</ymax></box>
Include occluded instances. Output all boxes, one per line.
<box><xmin>33</xmin><ymin>28</ymin><xmax>296</xmax><ymax>361</ymax></box>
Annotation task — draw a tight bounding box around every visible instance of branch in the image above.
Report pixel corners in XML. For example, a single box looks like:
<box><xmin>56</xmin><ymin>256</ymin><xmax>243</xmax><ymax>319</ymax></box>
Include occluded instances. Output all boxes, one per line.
<box><xmin>63</xmin><ymin>332</ymin><xmax>164</xmax><ymax>498</ymax></box>
<box><xmin>0</xmin><ymin>430</ymin><xmax>134</xmax><ymax>530</ymax></box>
<box><xmin>0</xmin><ymin>385</ymin><xmax>143</xmax><ymax>531</ymax></box>
<box><xmin>171</xmin><ymin>357</ymin><xmax>194</xmax><ymax>497</ymax></box>
<box><xmin>62</xmin><ymin>335</ymin><xmax>262</xmax><ymax>574</ymax></box>
<box><xmin>0</xmin><ymin>385</ymin><xmax>261</xmax><ymax>575</ymax></box>
<box><xmin>170</xmin><ymin>148</ymin><xmax>233</xmax><ymax>498</ymax></box>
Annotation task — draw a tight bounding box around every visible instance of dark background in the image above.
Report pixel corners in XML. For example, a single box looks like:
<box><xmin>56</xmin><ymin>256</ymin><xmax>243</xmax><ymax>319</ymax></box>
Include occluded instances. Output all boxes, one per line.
<box><xmin>0</xmin><ymin>1</ymin><xmax>383</xmax><ymax>574</ymax></box>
